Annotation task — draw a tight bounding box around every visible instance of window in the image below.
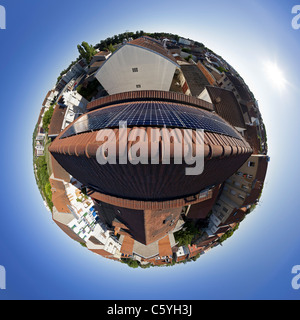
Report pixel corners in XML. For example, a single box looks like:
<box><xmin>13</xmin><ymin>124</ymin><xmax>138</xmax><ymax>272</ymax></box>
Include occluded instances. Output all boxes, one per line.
<box><xmin>230</xmin><ymin>189</ymin><xmax>237</xmax><ymax>196</ymax></box>
<box><xmin>222</xmin><ymin>207</ymin><xmax>228</xmax><ymax>213</ymax></box>
<box><xmin>248</xmin><ymin>161</ymin><xmax>255</xmax><ymax>167</ymax></box>
<box><xmin>136</xmin><ymin>84</ymin><xmax>141</xmax><ymax>88</ymax></box>
<box><xmin>132</xmin><ymin>67</ymin><xmax>138</xmax><ymax>72</ymax></box>
<box><xmin>238</xmin><ymin>194</ymin><xmax>245</xmax><ymax>200</ymax></box>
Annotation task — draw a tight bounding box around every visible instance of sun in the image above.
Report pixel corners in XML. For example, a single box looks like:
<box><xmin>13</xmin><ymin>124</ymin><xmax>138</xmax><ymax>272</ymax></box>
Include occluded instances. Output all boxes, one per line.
<box><xmin>263</xmin><ymin>61</ymin><xmax>287</xmax><ymax>90</ymax></box>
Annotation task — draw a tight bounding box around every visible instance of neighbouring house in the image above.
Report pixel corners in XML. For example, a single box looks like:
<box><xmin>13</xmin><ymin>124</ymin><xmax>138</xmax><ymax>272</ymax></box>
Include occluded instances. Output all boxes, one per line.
<box><xmin>42</xmin><ymin>90</ymin><xmax>57</xmax><ymax>109</ymax></box>
<box><xmin>178</xmin><ymin>37</ymin><xmax>194</xmax><ymax>46</ymax></box>
<box><xmin>90</xmin><ymin>50</ymin><xmax>112</xmax><ymax>65</ymax></box>
<box><xmin>199</xmin><ymin>85</ymin><xmax>247</xmax><ymax>135</ymax></box>
<box><xmin>95</xmin><ymin>36</ymin><xmax>179</xmax><ymax>95</ymax></box>
<box><xmin>50</xmin><ymin>157</ymin><xmax>121</xmax><ymax>258</ymax></box>
<box><xmin>178</xmin><ymin>60</ymin><xmax>211</xmax><ymax>97</ymax></box>
<box><xmin>35</xmin><ymin>141</ymin><xmax>44</xmax><ymax>157</ymax></box>
<box><xmin>56</xmin><ymin>59</ymin><xmax>87</xmax><ymax>92</ymax></box>
<box><xmin>206</xmin><ymin>154</ymin><xmax>269</xmax><ymax>235</ymax></box>
<box><xmin>48</xmin><ymin>103</ymin><xmax>68</xmax><ymax>140</ymax></box>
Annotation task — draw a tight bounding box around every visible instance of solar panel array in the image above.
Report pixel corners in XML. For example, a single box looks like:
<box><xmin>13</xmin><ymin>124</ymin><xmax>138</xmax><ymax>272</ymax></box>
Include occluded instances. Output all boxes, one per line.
<box><xmin>60</xmin><ymin>102</ymin><xmax>241</xmax><ymax>139</ymax></box>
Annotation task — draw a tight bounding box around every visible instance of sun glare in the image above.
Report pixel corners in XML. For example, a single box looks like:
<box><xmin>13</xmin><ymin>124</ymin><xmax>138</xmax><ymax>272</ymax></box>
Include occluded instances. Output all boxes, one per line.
<box><xmin>263</xmin><ymin>61</ymin><xmax>287</xmax><ymax>90</ymax></box>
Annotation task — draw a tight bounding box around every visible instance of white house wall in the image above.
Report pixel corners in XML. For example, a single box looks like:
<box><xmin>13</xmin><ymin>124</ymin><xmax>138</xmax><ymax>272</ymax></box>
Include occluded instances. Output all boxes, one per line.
<box><xmin>95</xmin><ymin>45</ymin><xmax>177</xmax><ymax>95</ymax></box>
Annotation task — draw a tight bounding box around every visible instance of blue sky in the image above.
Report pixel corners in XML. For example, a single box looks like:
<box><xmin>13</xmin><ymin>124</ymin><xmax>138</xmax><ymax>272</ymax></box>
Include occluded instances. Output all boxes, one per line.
<box><xmin>0</xmin><ymin>0</ymin><xmax>300</xmax><ymax>300</ymax></box>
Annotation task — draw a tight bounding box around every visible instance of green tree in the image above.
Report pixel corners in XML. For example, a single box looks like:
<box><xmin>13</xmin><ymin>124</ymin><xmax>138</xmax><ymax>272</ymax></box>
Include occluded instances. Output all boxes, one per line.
<box><xmin>77</xmin><ymin>41</ymin><xmax>96</xmax><ymax>63</ymax></box>
<box><xmin>219</xmin><ymin>224</ymin><xmax>240</xmax><ymax>243</ymax></box>
<box><xmin>122</xmin><ymin>259</ymin><xmax>139</xmax><ymax>269</ymax></box>
<box><xmin>42</xmin><ymin>105</ymin><xmax>54</xmax><ymax>132</ymax></box>
<box><xmin>44</xmin><ymin>182</ymin><xmax>52</xmax><ymax>202</ymax></box>
<box><xmin>106</xmin><ymin>43</ymin><xmax>116</xmax><ymax>53</ymax></box>
<box><xmin>174</xmin><ymin>221</ymin><xmax>200</xmax><ymax>246</ymax></box>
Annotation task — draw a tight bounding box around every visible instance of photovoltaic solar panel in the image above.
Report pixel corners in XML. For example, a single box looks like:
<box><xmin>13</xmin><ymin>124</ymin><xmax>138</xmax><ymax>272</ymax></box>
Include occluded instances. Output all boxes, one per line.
<box><xmin>60</xmin><ymin>102</ymin><xmax>241</xmax><ymax>139</ymax></box>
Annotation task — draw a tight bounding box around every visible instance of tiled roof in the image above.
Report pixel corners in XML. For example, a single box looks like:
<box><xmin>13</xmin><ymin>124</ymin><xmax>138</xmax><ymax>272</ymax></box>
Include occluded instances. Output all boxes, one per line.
<box><xmin>87</xmin><ymin>90</ymin><xmax>214</xmax><ymax>112</ymax></box>
<box><xmin>120</xmin><ymin>236</ymin><xmax>134</xmax><ymax>256</ymax></box>
<box><xmin>194</xmin><ymin>235</ymin><xmax>218</xmax><ymax>247</ymax></box>
<box><xmin>128</xmin><ymin>36</ymin><xmax>178</xmax><ymax>65</ymax></box>
<box><xmin>225</xmin><ymin>73</ymin><xmax>252</xmax><ymax>102</ymax></box>
<box><xmin>48</xmin><ymin>104</ymin><xmax>67</xmax><ymax>136</ymax></box>
<box><xmin>36</xmin><ymin>107</ymin><xmax>45</xmax><ymax>126</ymax></box>
<box><xmin>88</xmin><ymin>248</ymin><xmax>111</xmax><ymax>258</ymax></box>
<box><xmin>89</xmin><ymin>61</ymin><xmax>105</xmax><ymax>69</ymax></box>
<box><xmin>223</xmin><ymin>207</ymin><xmax>247</xmax><ymax>225</ymax></box>
<box><xmin>180</xmin><ymin>63</ymin><xmax>211</xmax><ymax>97</ymax></box>
<box><xmin>52</xmin><ymin>218</ymin><xmax>82</xmax><ymax>243</ymax></box>
<box><xmin>188</xmin><ymin>244</ymin><xmax>204</xmax><ymax>257</ymax></box>
<box><xmin>158</xmin><ymin>236</ymin><xmax>172</xmax><ymax>257</ymax></box>
<box><xmin>94</xmin><ymin>50</ymin><xmax>111</xmax><ymax>57</ymax></box>
<box><xmin>205</xmin><ymin>86</ymin><xmax>246</xmax><ymax>129</ymax></box>
<box><xmin>50</xmin><ymin>178</ymin><xmax>71</xmax><ymax>213</ymax></box>
<box><xmin>42</xmin><ymin>91</ymin><xmax>52</xmax><ymax>106</ymax></box>
<box><xmin>197</xmin><ymin>61</ymin><xmax>216</xmax><ymax>86</ymax></box>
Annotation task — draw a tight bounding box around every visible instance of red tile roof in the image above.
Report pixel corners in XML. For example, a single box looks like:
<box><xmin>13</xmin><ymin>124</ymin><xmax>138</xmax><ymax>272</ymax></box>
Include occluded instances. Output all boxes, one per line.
<box><xmin>197</xmin><ymin>61</ymin><xmax>216</xmax><ymax>86</ymax></box>
<box><xmin>42</xmin><ymin>91</ymin><xmax>52</xmax><ymax>106</ymax></box>
<box><xmin>158</xmin><ymin>236</ymin><xmax>172</xmax><ymax>257</ymax></box>
<box><xmin>52</xmin><ymin>218</ymin><xmax>82</xmax><ymax>243</ymax></box>
<box><xmin>87</xmin><ymin>89</ymin><xmax>214</xmax><ymax>112</ymax></box>
<box><xmin>50</xmin><ymin>178</ymin><xmax>71</xmax><ymax>213</ymax></box>
<box><xmin>205</xmin><ymin>86</ymin><xmax>246</xmax><ymax>129</ymax></box>
<box><xmin>128</xmin><ymin>36</ymin><xmax>178</xmax><ymax>65</ymax></box>
<box><xmin>120</xmin><ymin>236</ymin><xmax>134</xmax><ymax>256</ymax></box>
<box><xmin>48</xmin><ymin>104</ymin><xmax>67</xmax><ymax>136</ymax></box>
<box><xmin>180</xmin><ymin>63</ymin><xmax>211</xmax><ymax>97</ymax></box>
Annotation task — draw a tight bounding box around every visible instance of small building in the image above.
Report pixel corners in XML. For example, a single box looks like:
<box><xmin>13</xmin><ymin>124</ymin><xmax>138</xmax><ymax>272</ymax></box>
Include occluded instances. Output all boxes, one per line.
<box><xmin>90</xmin><ymin>50</ymin><xmax>112</xmax><ymax>65</ymax></box>
<box><xmin>42</xmin><ymin>90</ymin><xmax>57</xmax><ymax>109</ymax></box>
<box><xmin>178</xmin><ymin>38</ymin><xmax>194</xmax><ymax>46</ymax></box>
<box><xmin>175</xmin><ymin>246</ymin><xmax>190</xmax><ymax>262</ymax></box>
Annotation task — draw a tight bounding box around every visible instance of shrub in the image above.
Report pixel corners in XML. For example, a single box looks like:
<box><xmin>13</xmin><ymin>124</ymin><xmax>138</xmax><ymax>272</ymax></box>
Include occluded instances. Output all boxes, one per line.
<box><xmin>42</xmin><ymin>105</ymin><xmax>54</xmax><ymax>132</ymax></box>
<box><xmin>174</xmin><ymin>221</ymin><xmax>200</xmax><ymax>246</ymax></box>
